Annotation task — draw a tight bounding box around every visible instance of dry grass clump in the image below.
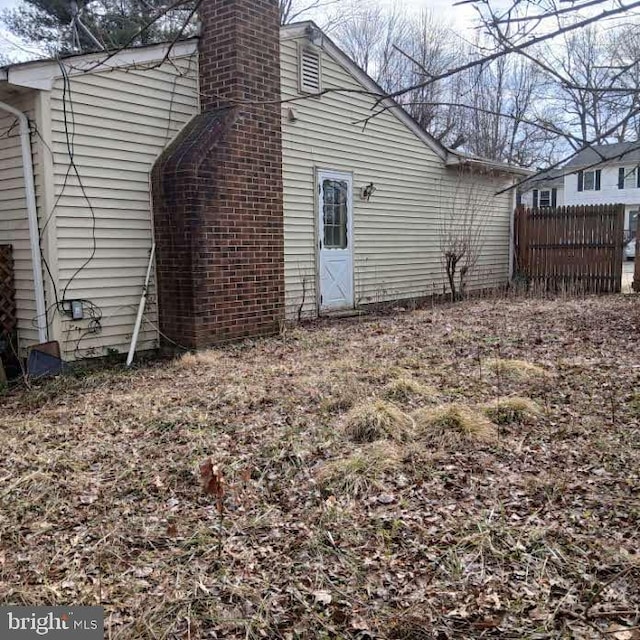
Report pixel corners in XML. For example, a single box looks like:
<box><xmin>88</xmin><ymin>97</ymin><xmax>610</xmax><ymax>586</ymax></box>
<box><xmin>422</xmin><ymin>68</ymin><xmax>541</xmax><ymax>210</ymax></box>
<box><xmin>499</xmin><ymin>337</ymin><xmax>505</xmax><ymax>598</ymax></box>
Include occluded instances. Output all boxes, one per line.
<box><xmin>316</xmin><ymin>441</ymin><xmax>403</xmax><ymax>498</ymax></box>
<box><xmin>343</xmin><ymin>400</ymin><xmax>414</xmax><ymax>443</ymax></box>
<box><xmin>174</xmin><ymin>350</ymin><xmax>221</xmax><ymax>369</ymax></box>
<box><xmin>486</xmin><ymin>358</ymin><xmax>549</xmax><ymax>382</ymax></box>
<box><xmin>482</xmin><ymin>396</ymin><xmax>541</xmax><ymax>425</ymax></box>
<box><xmin>382</xmin><ymin>377</ymin><xmax>438</xmax><ymax>403</ymax></box>
<box><xmin>320</xmin><ymin>384</ymin><xmax>365</xmax><ymax>414</ymax></box>
<box><xmin>412</xmin><ymin>403</ymin><xmax>498</xmax><ymax>444</ymax></box>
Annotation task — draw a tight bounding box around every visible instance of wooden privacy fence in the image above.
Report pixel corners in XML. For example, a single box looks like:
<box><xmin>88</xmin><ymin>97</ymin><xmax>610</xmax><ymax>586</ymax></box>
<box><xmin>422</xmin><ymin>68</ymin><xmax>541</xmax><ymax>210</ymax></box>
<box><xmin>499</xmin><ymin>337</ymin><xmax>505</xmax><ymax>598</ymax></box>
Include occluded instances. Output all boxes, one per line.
<box><xmin>0</xmin><ymin>245</ymin><xmax>17</xmax><ymax>337</ymax></box>
<box><xmin>514</xmin><ymin>204</ymin><xmax>624</xmax><ymax>294</ymax></box>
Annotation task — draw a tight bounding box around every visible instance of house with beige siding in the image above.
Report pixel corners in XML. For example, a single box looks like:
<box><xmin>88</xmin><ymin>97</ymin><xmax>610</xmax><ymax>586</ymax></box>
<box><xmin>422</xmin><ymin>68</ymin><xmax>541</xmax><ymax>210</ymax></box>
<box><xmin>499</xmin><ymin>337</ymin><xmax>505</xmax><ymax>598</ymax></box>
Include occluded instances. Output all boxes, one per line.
<box><xmin>0</xmin><ymin>0</ymin><xmax>527</xmax><ymax>363</ymax></box>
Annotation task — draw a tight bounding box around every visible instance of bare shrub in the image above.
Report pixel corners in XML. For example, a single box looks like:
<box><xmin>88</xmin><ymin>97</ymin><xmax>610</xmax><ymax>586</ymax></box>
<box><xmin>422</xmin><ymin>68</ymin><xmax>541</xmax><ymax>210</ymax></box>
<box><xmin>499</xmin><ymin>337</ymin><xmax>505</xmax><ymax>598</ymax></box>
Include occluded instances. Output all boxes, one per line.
<box><xmin>440</xmin><ymin>166</ymin><xmax>501</xmax><ymax>301</ymax></box>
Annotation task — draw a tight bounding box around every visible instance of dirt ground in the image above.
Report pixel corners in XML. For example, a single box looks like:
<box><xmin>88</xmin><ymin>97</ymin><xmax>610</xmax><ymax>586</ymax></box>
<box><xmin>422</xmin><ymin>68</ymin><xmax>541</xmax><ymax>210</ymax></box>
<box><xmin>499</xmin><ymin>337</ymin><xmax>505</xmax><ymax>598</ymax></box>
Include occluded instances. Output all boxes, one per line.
<box><xmin>1</xmin><ymin>295</ymin><xmax>639</xmax><ymax>639</ymax></box>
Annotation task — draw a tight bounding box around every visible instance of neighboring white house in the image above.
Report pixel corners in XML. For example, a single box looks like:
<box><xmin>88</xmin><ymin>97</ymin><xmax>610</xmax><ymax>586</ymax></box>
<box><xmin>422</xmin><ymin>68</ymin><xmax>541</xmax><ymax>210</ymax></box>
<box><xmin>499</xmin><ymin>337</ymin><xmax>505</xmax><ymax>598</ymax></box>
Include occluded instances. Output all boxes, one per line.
<box><xmin>0</xmin><ymin>24</ymin><xmax>527</xmax><ymax>361</ymax></box>
<box><xmin>520</xmin><ymin>142</ymin><xmax>640</xmax><ymax>239</ymax></box>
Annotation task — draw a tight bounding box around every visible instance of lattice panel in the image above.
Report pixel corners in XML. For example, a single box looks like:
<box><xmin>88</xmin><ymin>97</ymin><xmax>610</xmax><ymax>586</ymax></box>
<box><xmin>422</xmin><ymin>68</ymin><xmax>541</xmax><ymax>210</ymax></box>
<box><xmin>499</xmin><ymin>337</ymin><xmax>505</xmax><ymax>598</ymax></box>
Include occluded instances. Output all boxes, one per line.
<box><xmin>0</xmin><ymin>245</ymin><xmax>17</xmax><ymax>336</ymax></box>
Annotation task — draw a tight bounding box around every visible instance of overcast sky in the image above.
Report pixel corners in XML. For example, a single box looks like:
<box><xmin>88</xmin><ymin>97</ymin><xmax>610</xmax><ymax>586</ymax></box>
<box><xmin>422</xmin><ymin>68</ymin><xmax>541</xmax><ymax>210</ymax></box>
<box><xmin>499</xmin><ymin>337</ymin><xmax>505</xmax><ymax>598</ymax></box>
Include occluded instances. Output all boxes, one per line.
<box><xmin>321</xmin><ymin>0</ymin><xmax>478</xmax><ymax>30</ymax></box>
<box><xmin>0</xmin><ymin>0</ymin><xmax>474</xmax><ymax>13</ymax></box>
<box><xmin>0</xmin><ymin>0</ymin><xmax>479</xmax><ymax>61</ymax></box>
<box><xmin>369</xmin><ymin>0</ymin><xmax>476</xmax><ymax>21</ymax></box>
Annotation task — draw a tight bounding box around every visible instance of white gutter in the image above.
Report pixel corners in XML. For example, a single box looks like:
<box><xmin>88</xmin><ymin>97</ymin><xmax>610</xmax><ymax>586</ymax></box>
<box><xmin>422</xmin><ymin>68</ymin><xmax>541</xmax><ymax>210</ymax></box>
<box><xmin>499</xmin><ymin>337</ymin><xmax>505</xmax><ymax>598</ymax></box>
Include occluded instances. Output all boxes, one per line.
<box><xmin>0</xmin><ymin>100</ymin><xmax>47</xmax><ymax>344</ymax></box>
<box><xmin>446</xmin><ymin>153</ymin><xmax>534</xmax><ymax>177</ymax></box>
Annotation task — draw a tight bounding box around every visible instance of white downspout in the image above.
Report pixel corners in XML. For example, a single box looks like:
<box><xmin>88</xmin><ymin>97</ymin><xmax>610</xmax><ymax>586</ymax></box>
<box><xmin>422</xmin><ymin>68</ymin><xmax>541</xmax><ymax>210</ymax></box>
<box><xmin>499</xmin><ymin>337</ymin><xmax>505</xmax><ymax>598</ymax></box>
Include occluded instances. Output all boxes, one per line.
<box><xmin>0</xmin><ymin>100</ymin><xmax>47</xmax><ymax>344</ymax></box>
<box><xmin>126</xmin><ymin>243</ymin><xmax>156</xmax><ymax>367</ymax></box>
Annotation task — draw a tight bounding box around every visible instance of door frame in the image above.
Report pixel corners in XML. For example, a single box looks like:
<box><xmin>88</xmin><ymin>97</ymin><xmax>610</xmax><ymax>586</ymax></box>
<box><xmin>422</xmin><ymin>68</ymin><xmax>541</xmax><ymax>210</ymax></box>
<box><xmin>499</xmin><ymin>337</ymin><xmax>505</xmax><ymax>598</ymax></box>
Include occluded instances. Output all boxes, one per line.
<box><xmin>315</xmin><ymin>168</ymin><xmax>355</xmax><ymax>313</ymax></box>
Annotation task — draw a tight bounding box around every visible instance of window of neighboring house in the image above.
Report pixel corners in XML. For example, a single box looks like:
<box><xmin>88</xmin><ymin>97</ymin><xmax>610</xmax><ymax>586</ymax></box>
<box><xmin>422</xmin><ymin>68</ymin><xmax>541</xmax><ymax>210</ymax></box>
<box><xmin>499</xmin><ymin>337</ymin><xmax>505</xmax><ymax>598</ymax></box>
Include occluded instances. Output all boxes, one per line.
<box><xmin>630</xmin><ymin>210</ymin><xmax>639</xmax><ymax>237</ymax></box>
<box><xmin>618</xmin><ymin>167</ymin><xmax>640</xmax><ymax>189</ymax></box>
<box><xmin>584</xmin><ymin>170</ymin><xmax>596</xmax><ymax>190</ymax></box>
<box><xmin>533</xmin><ymin>188</ymin><xmax>557</xmax><ymax>208</ymax></box>
<box><xmin>578</xmin><ymin>169</ymin><xmax>601</xmax><ymax>191</ymax></box>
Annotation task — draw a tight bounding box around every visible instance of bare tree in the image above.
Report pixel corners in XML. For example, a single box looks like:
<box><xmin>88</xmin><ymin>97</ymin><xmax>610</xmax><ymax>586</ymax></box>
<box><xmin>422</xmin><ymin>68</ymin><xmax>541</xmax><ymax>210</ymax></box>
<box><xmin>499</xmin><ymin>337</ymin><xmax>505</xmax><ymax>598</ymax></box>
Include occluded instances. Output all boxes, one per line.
<box><xmin>399</xmin><ymin>10</ymin><xmax>466</xmax><ymax>143</ymax></box>
<box><xmin>331</xmin><ymin>0</ymin><xmax>411</xmax><ymax>91</ymax></box>
<box><xmin>332</xmin><ymin>2</ymin><xmax>565</xmax><ymax>165</ymax></box>
<box><xmin>279</xmin><ymin>0</ymin><xmax>339</xmax><ymax>25</ymax></box>
<box><xmin>610</xmin><ymin>24</ymin><xmax>640</xmax><ymax>141</ymax></box>
<box><xmin>453</xmin><ymin>51</ymin><xmax>562</xmax><ymax>165</ymax></box>
<box><xmin>333</xmin><ymin>4</ymin><xmax>470</xmax><ymax>145</ymax></box>
<box><xmin>531</xmin><ymin>26</ymin><xmax>639</xmax><ymax>149</ymax></box>
<box><xmin>468</xmin><ymin>1</ymin><xmax>640</xmax><ymax>151</ymax></box>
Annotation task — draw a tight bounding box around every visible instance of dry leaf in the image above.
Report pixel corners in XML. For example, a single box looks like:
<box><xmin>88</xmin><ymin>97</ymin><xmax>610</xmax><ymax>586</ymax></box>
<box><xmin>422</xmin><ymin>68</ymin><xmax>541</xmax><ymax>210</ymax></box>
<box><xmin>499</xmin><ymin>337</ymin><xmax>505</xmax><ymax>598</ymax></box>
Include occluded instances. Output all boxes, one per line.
<box><xmin>313</xmin><ymin>590</ymin><xmax>332</xmax><ymax>606</ymax></box>
<box><xmin>606</xmin><ymin>624</ymin><xmax>638</xmax><ymax>640</ymax></box>
<box><xmin>199</xmin><ymin>458</ymin><xmax>225</xmax><ymax>514</ymax></box>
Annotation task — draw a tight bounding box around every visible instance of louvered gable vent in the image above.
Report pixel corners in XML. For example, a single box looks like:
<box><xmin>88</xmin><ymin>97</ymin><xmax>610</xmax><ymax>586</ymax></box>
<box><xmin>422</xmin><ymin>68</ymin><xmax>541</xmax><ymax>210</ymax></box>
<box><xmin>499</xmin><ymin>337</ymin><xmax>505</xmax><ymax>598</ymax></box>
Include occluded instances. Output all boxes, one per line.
<box><xmin>300</xmin><ymin>47</ymin><xmax>321</xmax><ymax>93</ymax></box>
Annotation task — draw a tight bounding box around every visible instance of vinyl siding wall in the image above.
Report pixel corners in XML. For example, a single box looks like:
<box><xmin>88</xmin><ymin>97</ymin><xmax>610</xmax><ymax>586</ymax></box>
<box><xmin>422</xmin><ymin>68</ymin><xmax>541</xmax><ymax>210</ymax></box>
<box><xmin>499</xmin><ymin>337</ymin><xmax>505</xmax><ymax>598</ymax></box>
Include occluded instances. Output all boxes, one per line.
<box><xmin>4</xmin><ymin>36</ymin><xmax>515</xmax><ymax>361</ymax></box>
<box><xmin>49</xmin><ymin>55</ymin><xmax>199</xmax><ymax>359</ymax></box>
<box><xmin>0</xmin><ymin>89</ymin><xmax>42</xmax><ymax>351</ymax></box>
<box><xmin>280</xmin><ymin>36</ymin><xmax>514</xmax><ymax>318</ymax></box>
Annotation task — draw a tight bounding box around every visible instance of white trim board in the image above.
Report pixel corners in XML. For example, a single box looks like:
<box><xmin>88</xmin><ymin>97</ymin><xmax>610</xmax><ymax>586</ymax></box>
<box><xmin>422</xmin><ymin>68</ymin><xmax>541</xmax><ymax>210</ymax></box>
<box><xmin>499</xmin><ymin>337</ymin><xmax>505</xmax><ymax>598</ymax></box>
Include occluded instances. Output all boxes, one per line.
<box><xmin>3</xmin><ymin>40</ymin><xmax>198</xmax><ymax>91</ymax></box>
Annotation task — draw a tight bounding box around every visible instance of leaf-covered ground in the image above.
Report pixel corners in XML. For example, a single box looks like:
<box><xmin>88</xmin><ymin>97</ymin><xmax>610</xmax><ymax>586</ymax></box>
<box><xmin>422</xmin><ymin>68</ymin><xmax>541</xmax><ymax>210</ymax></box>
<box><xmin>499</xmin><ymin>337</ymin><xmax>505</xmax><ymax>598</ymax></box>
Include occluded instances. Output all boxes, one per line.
<box><xmin>1</xmin><ymin>296</ymin><xmax>639</xmax><ymax>639</ymax></box>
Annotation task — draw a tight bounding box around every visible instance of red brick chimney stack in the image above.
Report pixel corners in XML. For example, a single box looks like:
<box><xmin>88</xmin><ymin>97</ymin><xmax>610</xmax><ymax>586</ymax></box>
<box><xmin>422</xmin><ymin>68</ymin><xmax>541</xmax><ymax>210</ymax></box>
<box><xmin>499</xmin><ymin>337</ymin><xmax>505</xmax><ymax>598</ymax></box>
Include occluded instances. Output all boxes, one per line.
<box><xmin>151</xmin><ymin>0</ymin><xmax>285</xmax><ymax>348</ymax></box>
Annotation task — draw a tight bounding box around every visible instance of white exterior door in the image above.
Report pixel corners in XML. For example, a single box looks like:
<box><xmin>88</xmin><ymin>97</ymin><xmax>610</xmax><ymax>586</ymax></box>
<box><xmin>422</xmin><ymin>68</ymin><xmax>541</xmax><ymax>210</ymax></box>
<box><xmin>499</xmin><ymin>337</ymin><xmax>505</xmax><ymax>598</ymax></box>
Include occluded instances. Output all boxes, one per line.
<box><xmin>318</xmin><ymin>171</ymin><xmax>354</xmax><ymax>311</ymax></box>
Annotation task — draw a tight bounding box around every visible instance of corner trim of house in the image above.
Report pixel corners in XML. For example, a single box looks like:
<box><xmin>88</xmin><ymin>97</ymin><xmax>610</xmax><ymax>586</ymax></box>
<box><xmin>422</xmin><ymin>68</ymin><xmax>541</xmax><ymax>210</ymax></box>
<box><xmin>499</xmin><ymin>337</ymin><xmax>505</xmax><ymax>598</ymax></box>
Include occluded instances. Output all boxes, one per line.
<box><xmin>35</xmin><ymin>89</ymin><xmax>63</xmax><ymax>346</ymax></box>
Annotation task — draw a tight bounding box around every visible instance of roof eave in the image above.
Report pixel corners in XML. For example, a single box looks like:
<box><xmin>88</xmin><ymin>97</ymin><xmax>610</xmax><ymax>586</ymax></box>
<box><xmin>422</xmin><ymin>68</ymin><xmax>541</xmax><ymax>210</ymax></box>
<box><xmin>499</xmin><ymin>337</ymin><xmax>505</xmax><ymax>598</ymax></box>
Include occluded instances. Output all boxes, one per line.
<box><xmin>1</xmin><ymin>38</ymin><xmax>198</xmax><ymax>91</ymax></box>
<box><xmin>446</xmin><ymin>153</ymin><xmax>533</xmax><ymax>177</ymax></box>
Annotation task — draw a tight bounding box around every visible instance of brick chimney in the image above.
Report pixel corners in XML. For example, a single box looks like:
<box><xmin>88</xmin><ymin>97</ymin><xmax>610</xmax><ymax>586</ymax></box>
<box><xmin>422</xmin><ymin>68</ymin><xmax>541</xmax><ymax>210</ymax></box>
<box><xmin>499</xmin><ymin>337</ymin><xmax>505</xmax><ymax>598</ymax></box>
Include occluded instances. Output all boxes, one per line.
<box><xmin>151</xmin><ymin>0</ymin><xmax>284</xmax><ymax>349</ymax></box>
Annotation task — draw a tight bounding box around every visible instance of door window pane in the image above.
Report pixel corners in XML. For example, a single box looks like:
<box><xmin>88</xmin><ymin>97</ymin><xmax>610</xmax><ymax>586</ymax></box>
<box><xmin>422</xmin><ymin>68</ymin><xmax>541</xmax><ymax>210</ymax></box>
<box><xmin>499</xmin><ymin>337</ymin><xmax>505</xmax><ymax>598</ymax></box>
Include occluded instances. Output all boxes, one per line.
<box><xmin>323</xmin><ymin>179</ymin><xmax>348</xmax><ymax>249</ymax></box>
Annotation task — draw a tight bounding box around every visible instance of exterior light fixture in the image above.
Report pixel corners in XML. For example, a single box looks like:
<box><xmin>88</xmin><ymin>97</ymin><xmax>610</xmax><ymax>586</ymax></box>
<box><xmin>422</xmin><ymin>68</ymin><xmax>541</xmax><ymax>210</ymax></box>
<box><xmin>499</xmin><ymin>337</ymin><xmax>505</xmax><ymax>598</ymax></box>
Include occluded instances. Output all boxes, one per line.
<box><xmin>361</xmin><ymin>182</ymin><xmax>377</xmax><ymax>201</ymax></box>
